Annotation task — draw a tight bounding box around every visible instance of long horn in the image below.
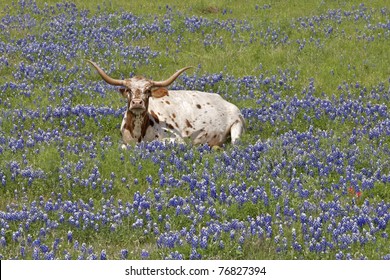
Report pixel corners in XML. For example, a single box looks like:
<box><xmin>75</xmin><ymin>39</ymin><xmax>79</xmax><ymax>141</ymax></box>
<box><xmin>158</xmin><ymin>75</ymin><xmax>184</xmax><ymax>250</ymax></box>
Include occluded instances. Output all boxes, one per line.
<box><xmin>87</xmin><ymin>60</ymin><xmax>125</xmax><ymax>86</ymax></box>
<box><xmin>151</xmin><ymin>67</ymin><xmax>193</xmax><ymax>87</ymax></box>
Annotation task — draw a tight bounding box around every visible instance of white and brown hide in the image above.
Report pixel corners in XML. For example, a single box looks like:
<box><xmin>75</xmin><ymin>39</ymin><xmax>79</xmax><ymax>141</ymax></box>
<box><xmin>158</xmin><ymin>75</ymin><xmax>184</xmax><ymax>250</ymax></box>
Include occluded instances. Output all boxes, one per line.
<box><xmin>87</xmin><ymin>60</ymin><xmax>245</xmax><ymax>148</ymax></box>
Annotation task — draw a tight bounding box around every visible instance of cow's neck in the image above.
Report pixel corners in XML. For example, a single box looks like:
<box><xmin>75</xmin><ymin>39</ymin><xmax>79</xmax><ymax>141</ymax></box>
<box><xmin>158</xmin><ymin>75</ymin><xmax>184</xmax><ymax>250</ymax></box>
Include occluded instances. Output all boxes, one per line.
<box><xmin>125</xmin><ymin>111</ymin><xmax>150</xmax><ymax>142</ymax></box>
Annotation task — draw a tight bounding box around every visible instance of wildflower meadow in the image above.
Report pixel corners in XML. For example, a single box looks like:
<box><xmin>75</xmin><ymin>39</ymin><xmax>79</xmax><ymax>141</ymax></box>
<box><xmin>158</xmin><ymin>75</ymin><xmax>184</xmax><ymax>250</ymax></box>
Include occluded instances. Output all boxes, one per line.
<box><xmin>0</xmin><ymin>0</ymin><xmax>390</xmax><ymax>260</ymax></box>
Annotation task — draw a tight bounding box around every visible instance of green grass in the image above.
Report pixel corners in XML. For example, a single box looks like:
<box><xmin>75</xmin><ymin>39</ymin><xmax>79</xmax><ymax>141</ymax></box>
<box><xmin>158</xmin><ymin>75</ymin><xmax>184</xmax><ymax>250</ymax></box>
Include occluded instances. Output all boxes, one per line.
<box><xmin>3</xmin><ymin>0</ymin><xmax>389</xmax><ymax>92</ymax></box>
<box><xmin>0</xmin><ymin>0</ymin><xmax>390</xmax><ymax>260</ymax></box>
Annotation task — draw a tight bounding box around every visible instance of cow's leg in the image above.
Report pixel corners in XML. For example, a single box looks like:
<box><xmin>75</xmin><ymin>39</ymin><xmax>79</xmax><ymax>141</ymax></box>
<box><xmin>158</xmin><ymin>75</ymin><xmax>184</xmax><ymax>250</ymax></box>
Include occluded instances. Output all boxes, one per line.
<box><xmin>230</xmin><ymin>117</ymin><xmax>245</xmax><ymax>145</ymax></box>
<box><xmin>121</xmin><ymin>134</ymin><xmax>144</xmax><ymax>149</ymax></box>
<box><xmin>121</xmin><ymin>127</ymin><xmax>137</xmax><ymax>150</ymax></box>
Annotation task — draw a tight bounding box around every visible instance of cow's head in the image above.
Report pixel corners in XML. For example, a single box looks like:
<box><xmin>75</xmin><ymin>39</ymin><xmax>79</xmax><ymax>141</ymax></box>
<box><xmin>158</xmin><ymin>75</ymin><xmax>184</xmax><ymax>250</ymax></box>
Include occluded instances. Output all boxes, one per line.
<box><xmin>87</xmin><ymin>60</ymin><xmax>192</xmax><ymax>115</ymax></box>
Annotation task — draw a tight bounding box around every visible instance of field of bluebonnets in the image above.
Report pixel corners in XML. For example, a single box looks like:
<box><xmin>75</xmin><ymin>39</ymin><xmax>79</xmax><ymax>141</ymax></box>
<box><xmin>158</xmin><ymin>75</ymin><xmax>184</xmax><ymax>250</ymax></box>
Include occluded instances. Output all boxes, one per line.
<box><xmin>1</xmin><ymin>0</ymin><xmax>390</xmax><ymax>260</ymax></box>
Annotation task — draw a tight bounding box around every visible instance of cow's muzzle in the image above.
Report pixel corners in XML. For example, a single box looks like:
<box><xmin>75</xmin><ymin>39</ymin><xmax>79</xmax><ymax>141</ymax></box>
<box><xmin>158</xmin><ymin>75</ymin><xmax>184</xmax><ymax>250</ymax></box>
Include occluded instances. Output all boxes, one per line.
<box><xmin>129</xmin><ymin>99</ymin><xmax>146</xmax><ymax>114</ymax></box>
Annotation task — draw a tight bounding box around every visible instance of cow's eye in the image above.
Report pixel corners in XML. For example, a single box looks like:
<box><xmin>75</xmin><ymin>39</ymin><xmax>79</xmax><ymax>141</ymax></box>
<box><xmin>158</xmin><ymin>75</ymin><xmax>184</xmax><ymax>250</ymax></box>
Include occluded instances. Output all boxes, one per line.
<box><xmin>145</xmin><ymin>89</ymin><xmax>152</xmax><ymax>96</ymax></box>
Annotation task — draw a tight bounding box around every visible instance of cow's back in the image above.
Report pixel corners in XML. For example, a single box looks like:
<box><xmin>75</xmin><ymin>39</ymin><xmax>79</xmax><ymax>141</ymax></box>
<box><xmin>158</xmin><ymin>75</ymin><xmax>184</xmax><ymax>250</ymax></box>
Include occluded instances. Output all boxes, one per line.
<box><xmin>147</xmin><ymin>90</ymin><xmax>243</xmax><ymax>145</ymax></box>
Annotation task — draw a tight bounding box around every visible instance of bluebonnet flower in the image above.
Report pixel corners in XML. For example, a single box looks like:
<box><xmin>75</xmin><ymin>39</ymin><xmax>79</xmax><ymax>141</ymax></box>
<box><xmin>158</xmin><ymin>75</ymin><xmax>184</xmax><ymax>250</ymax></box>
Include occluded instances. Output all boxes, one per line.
<box><xmin>141</xmin><ymin>249</ymin><xmax>149</xmax><ymax>259</ymax></box>
<box><xmin>20</xmin><ymin>246</ymin><xmax>26</xmax><ymax>258</ymax></box>
<box><xmin>67</xmin><ymin>231</ymin><xmax>73</xmax><ymax>243</ymax></box>
<box><xmin>165</xmin><ymin>251</ymin><xmax>183</xmax><ymax>260</ymax></box>
<box><xmin>190</xmin><ymin>248</ymin><xmax>201</xmax><ymax>260</ymax></box>
<box><xmin>73</xmin><ymin>240</ymin><xmax>79</xmax><ymax>250</ymax></box>
<box><xmin>52</xmin><ymin>238</ymin><xmax>61</xmax><ymax>253</ymax></box>
<box><xmin>120</xmin><ymin>249</ymin><xmax>128</xmax><ymax>259</ymax></box>
<box><xmin>32</xmin><ymin>247</ymin><xmax>40</xmax><ymax>260</ymax></box>
<box><xmin>39</xmin><ymin>227</ymin><xmax>46</xmax><ymax>237</ymax></box>
<box><xmin>100</xmin><ymin>250</ymin><xmax>107</xmax><ymax>260</ymax></box>
<box><xmin>40</xmin><ymin>244</ymin><xmax>49</xmax><ymax>254</ymax></box>
<box><xmin>191</xmin><ymin>235</ymin><xmax>199</xmax><ymax>248</ymax></box>
<box><xmin>200</xmin><ymin>236</ymin><xmax>208</xmax><ymax>249</ymax></box>
<box><xmin>238</xmin><ymin>235</ymin><xmax>245</xmax><ymax>245</ymax></box>
<box><xmin>0</xmin><ymin>236</ymin><xmax>6</xmax><ymax>247</ymax></box>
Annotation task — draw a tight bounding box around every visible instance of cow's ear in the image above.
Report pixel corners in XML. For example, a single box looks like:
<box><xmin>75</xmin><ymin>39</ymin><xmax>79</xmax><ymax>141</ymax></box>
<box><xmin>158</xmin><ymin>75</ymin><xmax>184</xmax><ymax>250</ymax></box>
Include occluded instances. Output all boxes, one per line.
<box><xmin>152</xmin><ymin>87</ymin><xmax>169</xmax><ymax>98</ymax></box>
<box><xmin>118</xmin><ymin>88</ymin><xmax>128</xmax><ymax>98</ymax></box>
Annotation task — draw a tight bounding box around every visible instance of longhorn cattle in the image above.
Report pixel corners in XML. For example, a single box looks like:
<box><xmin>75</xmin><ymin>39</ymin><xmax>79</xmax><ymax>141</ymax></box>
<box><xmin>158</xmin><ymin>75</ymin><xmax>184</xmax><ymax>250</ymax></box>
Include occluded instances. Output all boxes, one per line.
<box><xmin>87</xmin><ymin>60</ymin><xmax>245</xmax><ymax>148</ymax></box>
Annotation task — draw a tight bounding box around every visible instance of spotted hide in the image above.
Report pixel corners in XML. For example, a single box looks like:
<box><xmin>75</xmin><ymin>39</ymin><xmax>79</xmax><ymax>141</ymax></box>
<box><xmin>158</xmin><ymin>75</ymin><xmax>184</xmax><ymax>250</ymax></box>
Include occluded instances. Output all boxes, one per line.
<box><xmin>87</xmin><ymin>60</ymin><xmax>245</xmax><ymax>148</ymax></box>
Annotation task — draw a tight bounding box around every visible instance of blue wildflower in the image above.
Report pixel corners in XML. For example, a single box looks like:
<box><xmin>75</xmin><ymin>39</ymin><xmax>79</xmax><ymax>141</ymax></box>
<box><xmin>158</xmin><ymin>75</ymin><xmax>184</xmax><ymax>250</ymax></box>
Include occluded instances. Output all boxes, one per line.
<box><xmin>141</xmin><ymin>249</ymin><xmax>149</xmax><ymax>259</ymax></box>
<box><xmin>100</xmin><ymin>250</ymin><xmax>107</xmax><ymax>260</ymax></box>
<box><xmin>121</xmin><ymin>249</ymin><xmax>128</xmax><ymax>259</ymax></box>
